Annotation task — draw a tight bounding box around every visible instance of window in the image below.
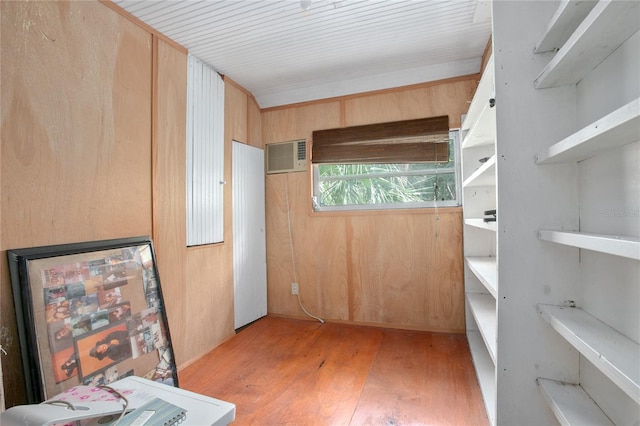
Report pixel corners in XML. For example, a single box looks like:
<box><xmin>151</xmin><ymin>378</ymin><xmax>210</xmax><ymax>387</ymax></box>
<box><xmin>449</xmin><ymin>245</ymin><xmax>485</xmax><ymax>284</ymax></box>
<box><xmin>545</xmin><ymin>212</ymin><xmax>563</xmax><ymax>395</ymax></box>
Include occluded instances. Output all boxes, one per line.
<box><xmin>312</xmin><ymin>130</ymin><xmax>460</xmax><ymax>211</ymax></box>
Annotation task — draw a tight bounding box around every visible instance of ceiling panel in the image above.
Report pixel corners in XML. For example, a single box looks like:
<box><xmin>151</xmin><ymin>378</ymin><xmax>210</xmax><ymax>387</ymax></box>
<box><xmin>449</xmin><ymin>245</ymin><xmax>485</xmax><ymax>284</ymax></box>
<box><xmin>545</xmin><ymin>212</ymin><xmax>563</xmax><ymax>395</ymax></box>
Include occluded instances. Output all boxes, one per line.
<box><xmin>113</xmin><ymin>0</ymin><xmax>492</xmax><ymax>108</ymax></box>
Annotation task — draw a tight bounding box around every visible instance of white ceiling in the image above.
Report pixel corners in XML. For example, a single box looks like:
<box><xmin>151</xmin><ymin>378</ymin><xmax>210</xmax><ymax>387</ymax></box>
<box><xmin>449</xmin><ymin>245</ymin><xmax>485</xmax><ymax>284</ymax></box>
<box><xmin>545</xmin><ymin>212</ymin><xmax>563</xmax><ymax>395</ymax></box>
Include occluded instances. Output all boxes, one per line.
<box><xmin>114</xmin><ymin>0</ymin><xmax>492</xmax><ymax>108</ymax></box>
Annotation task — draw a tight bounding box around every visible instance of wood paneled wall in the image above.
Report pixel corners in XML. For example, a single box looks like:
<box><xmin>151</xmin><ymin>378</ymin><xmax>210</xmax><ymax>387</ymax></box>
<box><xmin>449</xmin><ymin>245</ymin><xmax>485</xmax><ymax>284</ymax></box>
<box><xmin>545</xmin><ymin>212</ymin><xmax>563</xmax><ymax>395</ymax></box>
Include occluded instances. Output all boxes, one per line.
<box><xmin>1</xmin><ymin>1</ymin><xmax>152</xmax><ymax>405</ymax></box>
<box><xmin>0</xmin><ymin>1</ymin><xmax>259</xmax><ymax>406</ymax></box>
<box><xmin>0</xmin><ymin>0</ymin><xmax>479</xmax><ymax>405</ymax></box>
<box><xmin>262</xmin><ymin>76</ymin><xmax>478</xmax><ymax>332</ymax></box>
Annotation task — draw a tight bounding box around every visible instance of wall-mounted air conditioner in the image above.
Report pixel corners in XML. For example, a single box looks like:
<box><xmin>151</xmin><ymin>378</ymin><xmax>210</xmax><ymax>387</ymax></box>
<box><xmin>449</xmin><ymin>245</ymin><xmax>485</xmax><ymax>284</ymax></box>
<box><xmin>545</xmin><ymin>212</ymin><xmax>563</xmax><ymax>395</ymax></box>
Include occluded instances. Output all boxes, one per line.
<box><xmin>265</xmin><ymin>140</ymin><xmax>307</xmax><ymax>174</ymax></box>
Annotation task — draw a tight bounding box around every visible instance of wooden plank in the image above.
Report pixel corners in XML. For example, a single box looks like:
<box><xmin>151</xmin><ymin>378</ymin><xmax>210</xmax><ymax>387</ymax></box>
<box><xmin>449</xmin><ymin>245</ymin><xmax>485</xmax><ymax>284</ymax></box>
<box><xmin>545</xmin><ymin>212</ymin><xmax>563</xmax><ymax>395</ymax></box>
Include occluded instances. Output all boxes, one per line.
<box><xmin>535</xmin><ymin>1</ymin><xmax>640</xmax><ymax>88</ymax></box>
<box><xmin>352</xmin><ymin>328</ymin><xmax>487</xmax><ymax>426</ymax></box>
<box><xmin>468</xmin><ymin>331</ymin><xmax>496</xmax><ymax>425</ymax></box>
<box><xmin>154</xmin><ymin>39</ymin><xmax>189</xmax><ymax>365</ymax></box>
<box><xmin>538</xmin><ymin>229</ymin><xmax>640</xmax><ymax>260</ymax></box>
<box><xmin>537</xmin><ymin>305</ymin><xmax>640</xmax><ymax>403</ymax></box>
<box><xmin>537</xmin><ymin>378</ymin><xmax>613</xmax><ymax>426</ymax></box>
<box><xmin>181</xmin><ymin>317</ymin><xmax>488</xmax><ymax>426</ymax></box>
<box><xmin>534</xmin><ymin>0</ymin><xmax>598</xmax><ymax>53</ymax></box>
<box><xmin>536</xmin><ymin>98</ymin><xmax>640</xmax><ymax>164</ymax></box>
<box><xmin>466</xmin><ymin>293</ymin><xmax>497</xmax><ymax>364</ymax></box>
<box><xmin>463</xmin><ymin>155</ymin><xmax>496</xmax><ymax>187</ymax></box>
<box><xmin>465</xmin><ymin>257</ymin><xmax>497</xmax><ymax>298</ymax></box>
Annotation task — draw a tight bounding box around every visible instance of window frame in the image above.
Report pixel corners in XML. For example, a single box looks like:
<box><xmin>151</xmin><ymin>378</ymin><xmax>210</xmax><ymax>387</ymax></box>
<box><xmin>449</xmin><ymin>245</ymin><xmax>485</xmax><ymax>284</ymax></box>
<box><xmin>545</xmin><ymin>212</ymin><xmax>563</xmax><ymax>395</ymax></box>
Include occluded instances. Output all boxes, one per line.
<box><xmin>312</xmin><ymin>129</ymin><xmax>461</xmax><ymax>212</ymax></box>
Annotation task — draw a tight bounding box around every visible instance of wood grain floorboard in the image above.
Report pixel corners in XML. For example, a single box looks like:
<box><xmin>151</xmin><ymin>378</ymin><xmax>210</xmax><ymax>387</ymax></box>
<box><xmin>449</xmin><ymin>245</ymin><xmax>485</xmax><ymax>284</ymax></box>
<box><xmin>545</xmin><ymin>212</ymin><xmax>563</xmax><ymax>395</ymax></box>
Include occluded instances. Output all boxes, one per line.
<box><xmin>180</xmin><ymin>316</ymin><xmax>488</xmax><ymax>425</ymax></box>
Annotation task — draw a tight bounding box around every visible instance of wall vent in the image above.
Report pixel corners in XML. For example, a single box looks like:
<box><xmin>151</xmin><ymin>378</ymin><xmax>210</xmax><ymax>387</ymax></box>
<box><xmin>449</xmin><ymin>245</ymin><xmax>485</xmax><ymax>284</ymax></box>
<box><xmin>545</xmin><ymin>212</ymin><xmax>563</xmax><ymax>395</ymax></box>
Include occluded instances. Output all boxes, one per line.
<box><xmin>265</xmin><ymin>140</ymin><xmax>307</xmax><ymax>174</ymax></box>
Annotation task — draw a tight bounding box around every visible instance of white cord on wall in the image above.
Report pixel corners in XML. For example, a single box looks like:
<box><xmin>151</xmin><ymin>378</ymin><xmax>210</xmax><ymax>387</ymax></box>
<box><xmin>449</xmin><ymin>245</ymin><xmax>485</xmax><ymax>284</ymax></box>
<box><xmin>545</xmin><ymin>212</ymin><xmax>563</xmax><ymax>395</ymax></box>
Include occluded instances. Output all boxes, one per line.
<box><xmin>285</xmin><ymin>175</ymin><xmax>324</xmax><ymax>324</ymax></box>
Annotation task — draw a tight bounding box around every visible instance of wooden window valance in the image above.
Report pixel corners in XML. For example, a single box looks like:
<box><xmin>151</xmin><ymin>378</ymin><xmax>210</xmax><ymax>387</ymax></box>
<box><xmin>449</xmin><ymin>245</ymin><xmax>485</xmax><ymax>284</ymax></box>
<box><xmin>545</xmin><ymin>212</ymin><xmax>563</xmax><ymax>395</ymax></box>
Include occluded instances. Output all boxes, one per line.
<box><xmin>311</xmin><ymin>115</ymin><xmax>449</xmax><ymax>164</ymax></box>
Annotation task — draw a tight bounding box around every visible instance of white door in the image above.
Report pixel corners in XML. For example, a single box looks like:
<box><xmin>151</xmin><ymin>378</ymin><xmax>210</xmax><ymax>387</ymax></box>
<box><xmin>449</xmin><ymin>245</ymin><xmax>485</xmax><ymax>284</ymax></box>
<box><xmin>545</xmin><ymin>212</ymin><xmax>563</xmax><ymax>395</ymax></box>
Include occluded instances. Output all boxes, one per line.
<box><xmin>232</xmin><ymin>141</ymin><xmax>267</xmax><ymax>329</ymax></box>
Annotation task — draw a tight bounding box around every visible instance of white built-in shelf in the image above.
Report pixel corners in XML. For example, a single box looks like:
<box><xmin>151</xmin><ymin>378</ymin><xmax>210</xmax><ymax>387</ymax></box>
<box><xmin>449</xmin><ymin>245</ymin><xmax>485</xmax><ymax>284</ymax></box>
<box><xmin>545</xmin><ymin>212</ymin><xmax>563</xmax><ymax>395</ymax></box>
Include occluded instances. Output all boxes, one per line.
<box><xmin>462</xmin><ymin>103</ymin><xmax>496</xmax><ymax>149</ymax></box>
<box><xmin>463</xmin><ymin>155</ymin><xmax>496</xmax><ymax>187</ymax></box>
<box><xmin>467</xmin><ymin>293</ymin><xmax>497</xmax><ymax>364</ymax></box>
<box><xmin>534</xmin><ymin>0</ymin><xmax>598</xmax><ymax>53</ymax></box>
<box><xmin>537</xmin><ymin>304</ymin><xmax>640</xmax><ymax>404</ymax></box>
<box><xmin>462</xmin><ymin>56</ymin><xmax>495</xmax><ymax>149</ymax></box>
<box><xmin>534</xmin><ymin>1</ymin><xmax>640</xmax><ymax>88</ymax></box>
<box><xmin>536</xmin><ymin>98</ymin><xmax>640</xmax><ymax>164</ymax></box>
<box><xmin>468</xmin><ymin>331</ymin><xmax>496</xmax><ymax>425</ymax></box>
<box><xmin>465</xmin><ymin>257</ymin><xmax>497</xmax><ymax>298</ymax></box>
<box><xmin>536</xmin><ymin>378</ymin><xmax>614</xmax><ymax>426</ymax></box>
<box><xmin>465</xmin><ymin>218</ymin><xmax>497</xmax><ymax>232</ymax></box>
<box><xmin>538</xmin><ymin>229</ymin><xmax>640</xmax><ymax>260</ymax></box>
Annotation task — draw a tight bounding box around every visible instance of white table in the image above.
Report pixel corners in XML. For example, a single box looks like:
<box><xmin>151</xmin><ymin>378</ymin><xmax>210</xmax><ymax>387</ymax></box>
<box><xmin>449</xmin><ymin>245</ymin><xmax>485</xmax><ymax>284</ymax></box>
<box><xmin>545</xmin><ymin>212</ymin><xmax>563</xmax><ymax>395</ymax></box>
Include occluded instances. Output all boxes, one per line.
<box><xmin>0</xmin><ymin>376</ymin><xmax>235</xmax><ymax>426</ymax></box>
<box><xmin>110</xmin><ymin>376</ymin><xmax>235</xmax><ymax>425</ymax></box>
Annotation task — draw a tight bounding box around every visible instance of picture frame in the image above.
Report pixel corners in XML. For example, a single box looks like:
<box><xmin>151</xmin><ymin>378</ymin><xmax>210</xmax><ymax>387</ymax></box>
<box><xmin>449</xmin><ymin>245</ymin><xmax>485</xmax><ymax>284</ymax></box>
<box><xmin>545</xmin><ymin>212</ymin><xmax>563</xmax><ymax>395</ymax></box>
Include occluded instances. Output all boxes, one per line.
<box><xmin>7</xmin><ymin>236</ymin><xmax>179</xmax><ymax>403</ymax></box>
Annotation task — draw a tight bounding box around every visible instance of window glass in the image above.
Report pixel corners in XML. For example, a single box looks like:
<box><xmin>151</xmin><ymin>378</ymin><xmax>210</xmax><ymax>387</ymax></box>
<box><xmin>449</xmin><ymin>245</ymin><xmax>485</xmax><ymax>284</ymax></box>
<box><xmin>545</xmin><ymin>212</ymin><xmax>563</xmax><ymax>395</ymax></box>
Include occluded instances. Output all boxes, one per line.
<box><xmin>313</xmin><ymin>131</ymin><xmax>460</xmax><ymax>211</ymax></box>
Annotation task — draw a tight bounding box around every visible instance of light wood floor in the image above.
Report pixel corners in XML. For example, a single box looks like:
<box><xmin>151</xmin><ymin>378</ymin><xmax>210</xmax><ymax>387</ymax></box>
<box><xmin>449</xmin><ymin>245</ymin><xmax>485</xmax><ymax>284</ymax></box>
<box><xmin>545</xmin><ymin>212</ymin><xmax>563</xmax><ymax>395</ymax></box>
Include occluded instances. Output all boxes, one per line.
<box><xmin>180</xmin><ymin>316</ymin><xmax>488</xmax><ymax>425</ymax></box>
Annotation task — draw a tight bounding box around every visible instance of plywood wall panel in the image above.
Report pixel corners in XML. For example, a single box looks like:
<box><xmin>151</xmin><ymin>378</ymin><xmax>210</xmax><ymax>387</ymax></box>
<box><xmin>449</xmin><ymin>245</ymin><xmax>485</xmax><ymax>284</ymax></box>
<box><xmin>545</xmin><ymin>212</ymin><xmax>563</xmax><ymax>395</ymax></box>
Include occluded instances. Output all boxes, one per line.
<box><xmin>263</xmin><ymin>102</ymin><xmax>347</xmax><ymax>321</ymax></box>
<box><xmin>184</xmin><ymin>246</ymin><xmax>234</xmax><ymax>361</ymax></box>
<box><xmin>1</xmin><ymin>1</ymin><xmax>152</xmax><ymax>247</ymax></box>
<box><xmin>263</xmin><ymin>80</ymin><xmax>469</xmax><ymax>332</ymax></box>
<box><xmin>153</xmin><ymin>38</ymin><xmax>188</xmax><ymax>365</ymax></box>
<box><xmin>344</xmin><ymin>77</ymin><xmax>478</xmax><ymax>129</ymax></box>
<box><xmin>1</xmin><ymin>0</ymin><xmax>152</xmax><ymax>406</ymax></box>
<box><xmin>247</xmin><ymin>97</ymin><xmax>262</xmax><ymax>148</ymax></box>
<box><xmin>226</xmin><ymin>83</ymin><xmax>248</xmax><ymax>144</ymax></box>
<box><xmin>348</xmin><ymin>212</ymin><xmax>463</xmax><ymax>331</ymax></box>
<box><xmin>262</xmin><ymin>101</ymin><xmax>342</xmax><ymax>144</ymax></box>
<box><xmin>266</xmin><ymin>174</ymin><xmax>350</xmax><ymax>321</ymax></box>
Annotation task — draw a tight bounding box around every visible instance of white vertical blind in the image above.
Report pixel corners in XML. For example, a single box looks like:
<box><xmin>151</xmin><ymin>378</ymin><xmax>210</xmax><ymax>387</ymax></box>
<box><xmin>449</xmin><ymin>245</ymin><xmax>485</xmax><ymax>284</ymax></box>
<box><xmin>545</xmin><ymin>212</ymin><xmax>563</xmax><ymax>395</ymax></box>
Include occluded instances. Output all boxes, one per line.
<box><xmin>186</xmin><ymin>55</ymin><xmax>225</xmax><ymax>246</ymax></box>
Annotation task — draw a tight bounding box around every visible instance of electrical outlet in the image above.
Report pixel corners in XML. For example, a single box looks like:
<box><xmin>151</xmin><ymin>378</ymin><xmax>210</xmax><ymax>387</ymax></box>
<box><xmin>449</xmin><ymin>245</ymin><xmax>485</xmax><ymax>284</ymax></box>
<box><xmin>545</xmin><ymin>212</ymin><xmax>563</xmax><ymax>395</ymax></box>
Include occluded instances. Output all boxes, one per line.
<box><xmin>291</xmin><ymin>282</ymin><xmax>299</xmax><ymax>295</ymax></box>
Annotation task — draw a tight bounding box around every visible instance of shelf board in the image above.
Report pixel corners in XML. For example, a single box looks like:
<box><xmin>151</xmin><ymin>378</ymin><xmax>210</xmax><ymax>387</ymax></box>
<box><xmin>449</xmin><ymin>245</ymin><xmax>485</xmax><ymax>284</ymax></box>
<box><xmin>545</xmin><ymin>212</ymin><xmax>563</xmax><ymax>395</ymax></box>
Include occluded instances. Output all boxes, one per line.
<box><xmin>468</xmin><ymin>331</ymin><xmax>496</xmax><ymax>425</ymax></box>
<box><xmin>538</xmin><ymin>229</ymin><xmax>640</xmax><ymax>260</ymax></box>
<box><xmin>465</xmin><ymin>257</ymin><xmax>497</xmax><ymax>298</ymax></box>
<box><xmin>467</xmin><ymin>293</ymin><xmax>497</xmax><ymax>364</ymax></box>
<box><xmin>462</xmin><ymin>54</ymin><xmax>496</xmax><ymax>149</ymax></box>
<box><xmin>463</xmin><ymin>155</ymin><xmax>496</xmax><ymax>187</ymax></box>
<box><xmin>465</xmin><ymin>218</ymin><xmax>497</xmax><ymax>232</ymax></box>
<box><xmin>462</xmin><ymin>55</ymin><xmax>494</xmax><ymax>132</ymax></box>
<box><xmin>536</xmin><ymin>98</ymin><xmax>640</xmax><ymax>164</ymax></box>
<box><xmin>462</xmin><ymin>102</ymin><xmax>496</xmax><ymax>149</ymax></box>
<box><xmin>537</xmin><ymin>305</ymin><xmax>640</xmax><ymax>404</ymax></box>
<box><xmin>537</xmin><ymin>378</ymin><xmax>613</xmax><ymax>426</ymax></box>
<box><xmin>534</xmin><ymin>1</ymin><xmax>640</xmax><ymax>88</ymax></box>
<box><xmin>534</xmin><ymin>0</ymin><xmax>598</xmax><ymax>53</ymax></box>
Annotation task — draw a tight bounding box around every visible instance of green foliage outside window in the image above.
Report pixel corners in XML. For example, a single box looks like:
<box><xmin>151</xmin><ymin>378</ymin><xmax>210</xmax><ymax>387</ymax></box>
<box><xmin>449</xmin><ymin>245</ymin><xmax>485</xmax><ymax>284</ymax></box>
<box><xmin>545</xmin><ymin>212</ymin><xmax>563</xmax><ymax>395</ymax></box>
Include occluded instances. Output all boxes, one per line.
<box><xmin>316</xmin><ymin>139</ymin><xmax>457</xmax><ymax>208</ymax></box>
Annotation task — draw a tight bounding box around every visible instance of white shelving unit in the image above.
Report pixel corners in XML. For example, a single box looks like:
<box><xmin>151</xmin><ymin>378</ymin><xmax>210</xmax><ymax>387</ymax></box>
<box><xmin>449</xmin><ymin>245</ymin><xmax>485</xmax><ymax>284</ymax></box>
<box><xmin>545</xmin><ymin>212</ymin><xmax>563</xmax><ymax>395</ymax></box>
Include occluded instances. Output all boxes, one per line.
<box><xmin>534</xmin><ymin>1</ymin><xmax>640</xmax><ymax>88</ymax></box>
<box><xmin>463</xmin><ymin>1</ymin><xmax>639</xmax><ymax>424</ymax></box>
<box><xmin>467</xmin><ymin>293</ymin><xmax>497</xmax><ymax>363</ymax></box>
<box><xmin>536</xmin><ymin>378</ymin><xmax>613</xmax><ymax>426</ymax></box>
<box><xmin>464</xmin><ymin>218</ymin><xmax>497</xmax><ymax>232</ymax></box>
<box><xmin>538</xmin><ymin>230</ymin><xmax>640</xmax><ymax>260</ymax></box>
<box><xmin>465</xmin><ymin>257</ymin><xmax>497</xmax><ymax>298</ymax></box>
<box><xmin>462</xmin><ymin>56</ymin><xmax>495</xmax><ymax>150</ymax></box>
<box><xmin>537</xmin><ymin>305</ymin><xmax>640</xmax><ymax>403</ymax></box>
<box><xmin>530</xmin><ymin>1</ymin><xmax>640</xmax><ymax>423</ymax></box>
<box><xmin>468</xmin><ymin>331</ymin><xmax>497</xmax><ymax>426</ymax></box>
<box><xmin>535</xmin><ymin>98</ymin><xmax>639</xmax><ymax>164</ymax></box>
<box><xmin>463</xmin><ymin>155</ymin><xmax>496</xmax><ymax>188</ymax></box>
<box><xmin>461</xmin><ymin>50</ymin><xmax>497</xmax><ymax>423</ymax></box>
<box><xmin>533</xmin><ymin>1</ymin><xmax>597</xmax><ymax>54</ymax></box>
